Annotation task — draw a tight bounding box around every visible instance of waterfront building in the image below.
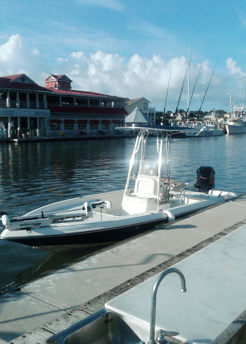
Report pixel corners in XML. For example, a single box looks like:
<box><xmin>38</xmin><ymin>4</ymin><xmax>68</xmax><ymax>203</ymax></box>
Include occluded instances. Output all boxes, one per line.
<box><xmin>0</xmin><ymin>74</ymin><xmax>128</xmax><ymax>139</ymax></box>
<box><xmin>125</xmin><ymin>97</ymin><xmax>156</xmax><ymax>124</ymax></box>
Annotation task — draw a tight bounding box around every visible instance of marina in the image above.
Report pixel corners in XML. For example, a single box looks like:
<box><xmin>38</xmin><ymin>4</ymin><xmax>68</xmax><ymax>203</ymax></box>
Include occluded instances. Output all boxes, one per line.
<box><xmin>0</xmin><ymin>128</ymin><xmax>236</xmax><ymax>248</ymax></box>
<box><xmin>1</xmin><ymin>134</ymin><xmax>246</xmax><ymax>343</ymax></box>
<box><xmin>3</xmin><ymin>1</ymin><xmax>246</xmax><ymax>343</ymax></box>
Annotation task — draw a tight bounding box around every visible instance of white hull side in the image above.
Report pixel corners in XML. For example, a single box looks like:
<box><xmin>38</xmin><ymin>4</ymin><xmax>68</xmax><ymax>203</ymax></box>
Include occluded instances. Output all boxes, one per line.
<box><xmin>225</xmin><ymin>124</ymin><xmax>246</xmax><ymax>135</ymax></box>
<box><xmin>0</xmin><ymin>189</ymin><xmax>237</xmax><ymax>247</ymax></box>
<box><xmin>186</xmin><ymin>129</ymin><xmax>223</xmax><ymax>137</ymax></box>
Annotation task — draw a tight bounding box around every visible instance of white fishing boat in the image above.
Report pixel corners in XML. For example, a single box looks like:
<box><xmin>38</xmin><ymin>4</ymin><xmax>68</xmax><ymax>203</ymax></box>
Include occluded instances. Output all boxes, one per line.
<box><xmin>225</xmin><ymin>100</ymin><xmax>246</xmax><ymax>135</ymax></box>
<box><xmin>225</xmin><ymin>117</ymin><xmax>246</xmax><ymax>135</ymax></box>
<box><xmin>0</xmin><ymin>127</ymin><xmax>236</xmax><ymax>248</ymax></box>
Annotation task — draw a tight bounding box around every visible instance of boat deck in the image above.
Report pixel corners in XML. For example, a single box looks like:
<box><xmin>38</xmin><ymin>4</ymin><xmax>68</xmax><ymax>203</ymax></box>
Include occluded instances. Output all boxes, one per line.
<box><xmin>1</xmin><ymin>194</ymin><xmax>246</xmax><ymax>343</ymax></box>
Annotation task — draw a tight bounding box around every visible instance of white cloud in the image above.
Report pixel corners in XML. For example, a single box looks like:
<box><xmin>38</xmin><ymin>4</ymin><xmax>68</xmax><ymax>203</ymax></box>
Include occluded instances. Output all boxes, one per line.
<box><xmin>57</xmin><ymin>51</ymin><xmax>216</xmax><ymax>110</ymax></box>
<box><xmin>0</xmin><ymin>34</ymin><xmax>47</xmax><ymax>79</ymax></box>
<box><xmin>0</xmin><ymin>35</ymin><xmax>240</xmax><ymax>111</ymax></box>
<box><xmin>226</xmin><ymin>58</ymin><xmax>246</xmax><ymax>78</ymax></box>
<box><xmin>226</xmin><ymin>58</ymin><xmax>246</xmax><ymax>90</ymax></box>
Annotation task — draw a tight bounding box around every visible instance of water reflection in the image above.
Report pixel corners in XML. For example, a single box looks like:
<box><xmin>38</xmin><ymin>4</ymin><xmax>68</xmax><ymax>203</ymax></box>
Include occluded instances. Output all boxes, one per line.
<box><xmin>0</xmin><ymin>139</ymin><xmax>133</xmax><ymax>216</ymax></box>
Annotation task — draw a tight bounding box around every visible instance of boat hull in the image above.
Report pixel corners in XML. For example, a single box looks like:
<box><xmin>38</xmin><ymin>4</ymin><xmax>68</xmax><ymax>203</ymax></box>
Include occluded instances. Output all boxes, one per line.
<box><xmin>1</xmin><ymin>217</ymin><xmax>167</xmax><ymax>248</ymax></box>
<box><xmin>225</xmin><ymin>124</ymin><xmax>246</xmax><ymax>135</ymax></box>
<box><xmin>1</xmin><ymin>190</ymin><xmax>236</xmax><ymax>248</ymax></box>
<box><xmin>186</xmin><ymin>129</ymin><xmax>223</xmax><ymax>137</ymax></box>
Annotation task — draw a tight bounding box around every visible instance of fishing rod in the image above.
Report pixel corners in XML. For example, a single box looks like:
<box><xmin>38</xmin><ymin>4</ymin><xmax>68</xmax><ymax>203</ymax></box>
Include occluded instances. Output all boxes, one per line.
<box><xmin>163</xmin><ymin>62</ymin><xmax>173</xmax><ymax>114</ymax></box>
<box><xmin>186</xmin><ymin>61</ymin><xmax>203</xmax><ymax>114</ymax></box>
<box><xmin>199</xmin><ymin>58</ymin><xmax>219</xmax><ymax>113</ymax></box>
<box><xmin>175</xmin><ymin>65</ymin><xmax>189</xmax><ymax>114</ymax></box>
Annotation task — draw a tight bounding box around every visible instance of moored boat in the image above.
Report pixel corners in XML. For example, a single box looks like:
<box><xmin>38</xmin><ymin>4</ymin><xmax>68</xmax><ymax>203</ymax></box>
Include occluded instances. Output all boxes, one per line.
<box><xmin>225</xmin><ymin>117</ymin><xmax>246</xmax><ymax>134</ymax></box>
<box><xmin>225</xmin><ymin>104</ymin><xmax>246</xmax><ymax>135</ymax></box>
<box><xmin>185</xmin><ymin>120</ymin><xmax>223</xmax><ymax>137</ymax></box>
<box><xmin>0</xmin><ymin>127</ymin><xmax>236</xmax><ymax>248</ymax></box>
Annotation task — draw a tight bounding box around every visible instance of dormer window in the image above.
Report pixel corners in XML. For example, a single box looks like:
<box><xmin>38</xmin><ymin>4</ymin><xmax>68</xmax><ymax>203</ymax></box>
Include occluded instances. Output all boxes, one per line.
<box><xmin>44</xmin><ymin>74</ymin><xmax>72</xmax><ymax>90</ymax></box>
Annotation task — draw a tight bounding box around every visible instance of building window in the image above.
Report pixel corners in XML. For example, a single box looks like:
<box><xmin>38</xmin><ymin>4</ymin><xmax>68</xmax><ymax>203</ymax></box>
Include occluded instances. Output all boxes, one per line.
<box><xmin>112</xmin><ymin>121</ymin><xmax>122</xmax><ymax>128</ymax></box>
<box><xmin>64</xmin><ymin>122</ymin><xmax>75</xmax><ymax>130</ymax></box>
<box><xmin>78</xmin><ymin>123</ymin><xmax>87</xmax><ymax>130</ymax></box>
<box><xmin>102</xmin><ymin>120</ymin><xmax>110</xmax><ymax>129</ymax></box>
<box><xmin>144</xmin><ymin>103</ymin><xmax>148</xmax><ymax>110</ymax></box>
<box><xmin>50</xmin><ymin>120</ymin><xmax>61</xmax><ymax>130</ymax></box>
<box><xmin>90</xmin><ymin>123</ymin><xmax>99</xmax><ymax>130</ymax></box>
<box><xmin>64</xmin><ymin>122</ymin><xmax>74</xmax><ymax>130</ymax></box>
<box><xmin>102</xmin><ymin>123</ymin><xmax>110</xmax><ymax>129</ymax></box>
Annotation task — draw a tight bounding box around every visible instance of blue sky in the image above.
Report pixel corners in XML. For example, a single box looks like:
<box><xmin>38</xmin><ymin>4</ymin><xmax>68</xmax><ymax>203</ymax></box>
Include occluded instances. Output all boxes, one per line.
<box><xmin>0</xmin><ymin>0</ymin><xmax>246</xmax><ymax>112</ymax></box>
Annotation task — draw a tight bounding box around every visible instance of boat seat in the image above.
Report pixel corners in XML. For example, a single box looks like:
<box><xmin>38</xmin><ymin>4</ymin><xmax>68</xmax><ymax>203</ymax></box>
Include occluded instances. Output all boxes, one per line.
<box><xmin>132</xmin><ymin>174</ymin><xmax>158</xmax><ymax>199</ymax></box>
<box><xmin>121</xmin><ymin>174</ymin><xmax>159</xmax><ymax>215</ymax></box>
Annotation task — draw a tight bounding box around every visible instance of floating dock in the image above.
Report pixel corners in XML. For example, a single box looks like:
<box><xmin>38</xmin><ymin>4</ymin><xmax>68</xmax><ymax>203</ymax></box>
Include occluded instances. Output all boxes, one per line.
<box><xmin>1</xmin><ymin>194</ymin><xmax>246</xmax><ymax>344</ymax></box>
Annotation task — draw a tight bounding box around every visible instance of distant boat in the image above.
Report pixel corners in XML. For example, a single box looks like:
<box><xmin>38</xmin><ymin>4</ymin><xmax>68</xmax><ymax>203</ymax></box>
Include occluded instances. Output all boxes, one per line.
<box><xmin>175</xmin><ymin>120</ymin><xmax>223</xmax><ymax>137</ymax></box>
<box><xmin>225</xmin><ymin>116</ymin><xmax>246</xmax><ymax>135</ymax></box>
<box><xmin>185</xmin><ymin>120</ymin><xmax>224</xmax><ymax>137</ymax></box>
<box><xmin>225</xmin><ymin>95</ymin><xmax>246</xmax><ymax>135</ymax></box>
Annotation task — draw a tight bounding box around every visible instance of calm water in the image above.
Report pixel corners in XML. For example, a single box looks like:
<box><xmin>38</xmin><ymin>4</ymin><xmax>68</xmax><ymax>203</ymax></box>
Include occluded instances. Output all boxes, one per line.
<box><xmin>0</xmin><ymin>135</ymin><xmax>246</xmax><ymax>291</ymax></box>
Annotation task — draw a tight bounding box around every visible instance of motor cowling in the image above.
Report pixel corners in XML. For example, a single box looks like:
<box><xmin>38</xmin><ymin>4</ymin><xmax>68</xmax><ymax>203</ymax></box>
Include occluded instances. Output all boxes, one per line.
<box><xmin>194</xmin><ymin>166</ymin><xmax>215</xmax><ymax>191</ymax></box>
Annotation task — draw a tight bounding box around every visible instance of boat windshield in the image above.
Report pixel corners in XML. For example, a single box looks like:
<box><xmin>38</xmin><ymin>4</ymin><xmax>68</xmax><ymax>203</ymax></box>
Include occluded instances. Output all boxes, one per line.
<box><xmin>125</xmin><ymin>130</ymin><xmax>170</xmax><ymax>190</ymax></box>
<box><xmin>138</xmin><ymin>160</ymin><xmax>158</xmax><ymax>176</ymax></box>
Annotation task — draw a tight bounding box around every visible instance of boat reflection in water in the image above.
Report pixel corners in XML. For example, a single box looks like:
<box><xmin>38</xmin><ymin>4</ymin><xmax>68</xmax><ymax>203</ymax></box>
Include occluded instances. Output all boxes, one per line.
<box><xmin>0</xmin><ymin>127</ymin><xmax>237</xmax><ymax>250</ymax></box>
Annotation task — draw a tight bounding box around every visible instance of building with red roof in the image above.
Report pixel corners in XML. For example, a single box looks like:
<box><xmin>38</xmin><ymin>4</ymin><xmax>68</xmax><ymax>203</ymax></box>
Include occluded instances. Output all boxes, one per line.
<box><xmin>0</xmin><ymin>74</ymin><xmax>127</xmax><ymax>139</ymax></box>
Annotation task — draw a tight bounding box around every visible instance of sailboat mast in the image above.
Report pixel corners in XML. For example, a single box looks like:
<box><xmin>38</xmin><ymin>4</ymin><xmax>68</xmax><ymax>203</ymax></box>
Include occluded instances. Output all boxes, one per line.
<box><xmin>175</xmin><ymin>65</ymin><xmax>188</xmax><ymax>114</ymax></box>
<box><xmin>228</xmin><ymin>91</ymin><xmax>232</xmax><ymax>115</ymax></box>
<box><xmin>187</xmin><ymin>61</ymin><xmax>203</xmax><ymax>114</ymax></box>
<box><xmin>187</xmin><ymin>45</ymin><xmax>191</xmax><ymax>116</ymax></box>
<box><xmin>199</xmin><ymin>58</ymin><xmax>219</xmax><ymax>113</ymax></box>
<box><xmin>163</xmin><ymin>62</ymin><xmax>173</xmax><ymax>114</ymax></box>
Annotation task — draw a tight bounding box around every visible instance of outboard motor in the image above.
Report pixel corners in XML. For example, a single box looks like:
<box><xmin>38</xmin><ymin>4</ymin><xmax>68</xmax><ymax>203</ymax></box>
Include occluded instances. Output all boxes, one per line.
<box><xmin>194</xmin><ymin>166</ymin><xmax>215</xmax><ymax>192</ymax></box>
